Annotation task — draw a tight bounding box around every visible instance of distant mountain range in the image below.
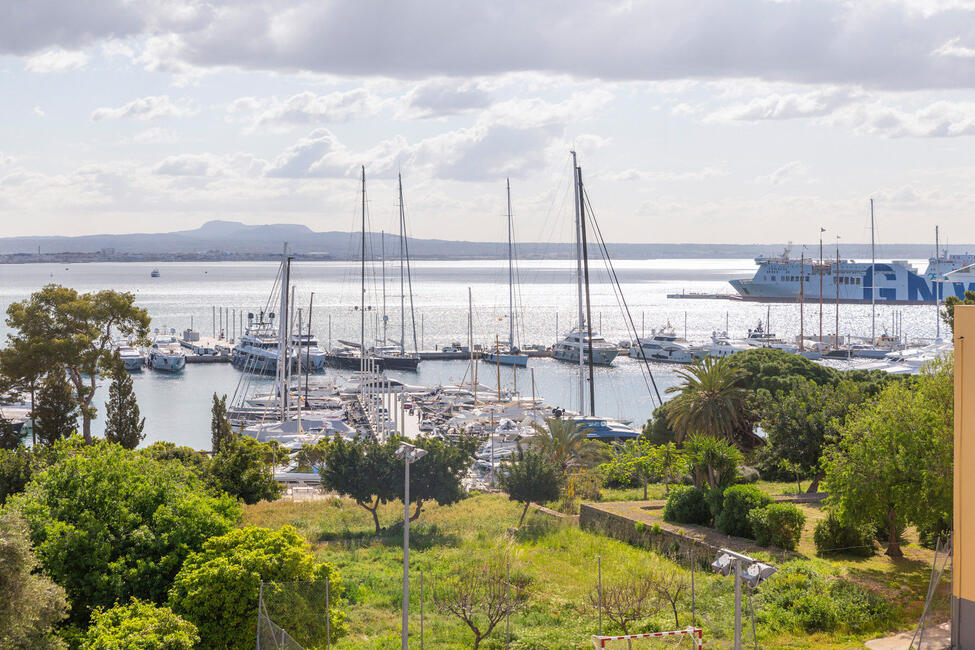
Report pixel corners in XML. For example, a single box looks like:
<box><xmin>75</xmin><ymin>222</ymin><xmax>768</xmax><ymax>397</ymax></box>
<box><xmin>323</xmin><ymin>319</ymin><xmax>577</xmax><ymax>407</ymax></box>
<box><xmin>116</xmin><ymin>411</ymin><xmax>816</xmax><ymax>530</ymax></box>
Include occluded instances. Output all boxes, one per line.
<box><xmin>0</xmin><ymin>220</ymin><xmax>966</xmax><ymax>260</ymax></box>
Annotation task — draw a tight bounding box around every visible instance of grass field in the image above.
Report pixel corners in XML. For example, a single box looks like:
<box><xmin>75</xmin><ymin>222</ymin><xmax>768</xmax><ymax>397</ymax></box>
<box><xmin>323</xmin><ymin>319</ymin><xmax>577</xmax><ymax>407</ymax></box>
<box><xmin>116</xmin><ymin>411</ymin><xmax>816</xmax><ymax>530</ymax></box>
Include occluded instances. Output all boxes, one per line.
<box><xmin>244</xmin><ymin>490</ymin><xmax>948</xmax><ymax>649</ymax></box>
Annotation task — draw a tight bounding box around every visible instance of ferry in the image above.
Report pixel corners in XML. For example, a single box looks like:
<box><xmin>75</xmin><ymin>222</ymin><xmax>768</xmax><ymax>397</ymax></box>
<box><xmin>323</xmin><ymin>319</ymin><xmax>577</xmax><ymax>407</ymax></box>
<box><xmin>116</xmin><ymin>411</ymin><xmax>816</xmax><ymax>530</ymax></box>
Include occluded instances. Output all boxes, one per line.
<box><xmin>729</xmin><ymin>247</ymin><xmax>975</xmax><ymax>304</ymax></box>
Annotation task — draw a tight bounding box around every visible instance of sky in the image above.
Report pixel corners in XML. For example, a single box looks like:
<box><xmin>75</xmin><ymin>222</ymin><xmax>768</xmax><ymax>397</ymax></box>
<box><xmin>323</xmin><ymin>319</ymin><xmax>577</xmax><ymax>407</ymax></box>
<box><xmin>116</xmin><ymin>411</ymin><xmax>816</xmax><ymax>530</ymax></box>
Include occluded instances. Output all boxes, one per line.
<box><xmin>1</xmin><ymin>0</ymin><xmax>974</xmax><ymax>245</ymax></box>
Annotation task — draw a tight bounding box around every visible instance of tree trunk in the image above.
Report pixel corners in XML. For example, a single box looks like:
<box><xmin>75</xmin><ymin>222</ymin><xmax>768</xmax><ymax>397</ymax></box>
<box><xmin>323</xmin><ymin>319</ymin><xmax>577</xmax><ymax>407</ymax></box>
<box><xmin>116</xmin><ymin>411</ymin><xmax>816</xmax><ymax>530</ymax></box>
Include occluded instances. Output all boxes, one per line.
<box><xmin>358</xmin><ymin>498</ymin><xmax>383</xmax><ymax>535</ymax></box>
<box><xmin>885</xmin><ymin>508</ymin><xmax>903</xmax><ymax>558</ymax></box>
<box><xmin>643</xmin><ymin>480</ymin><xmax>648</xmax><ymax>500</ymax></box>
<box><xmin>806</xmin><ymin>474</ymin><xmax>822</xmax><ymax>493</ymax></box>
<box><xmin>409</xmin><ymin>499</ymin><xmax>424</xmax><ymax>522</ymax></box>
<box><xmin>519</xmin><ymin>502</ymin><xmax>529</xmax><ymax>526</ymax></box>
<box><xmin>29</xmin><ymin>385</ymin><xmax>36</xmax><ymax>447</ymax></box>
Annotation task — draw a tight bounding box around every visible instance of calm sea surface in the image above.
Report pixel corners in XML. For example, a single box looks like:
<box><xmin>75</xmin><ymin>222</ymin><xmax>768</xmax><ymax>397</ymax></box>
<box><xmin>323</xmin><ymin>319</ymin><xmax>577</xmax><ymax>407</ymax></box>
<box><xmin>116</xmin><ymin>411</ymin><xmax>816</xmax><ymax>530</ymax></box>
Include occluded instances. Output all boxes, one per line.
<box><xmin>0</xmin><ymin>259</ymin><xmax>943</xmax><ymax>448</ymax></box>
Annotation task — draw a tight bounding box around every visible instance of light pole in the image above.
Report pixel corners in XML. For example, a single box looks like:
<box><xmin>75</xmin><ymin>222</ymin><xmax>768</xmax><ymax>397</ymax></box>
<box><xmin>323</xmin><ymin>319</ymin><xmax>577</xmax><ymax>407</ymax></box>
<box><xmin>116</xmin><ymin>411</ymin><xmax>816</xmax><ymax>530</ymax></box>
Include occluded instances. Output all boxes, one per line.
<box><xmin>711</xmin><ymin>548</ymin><xmax>776</xmax><ymax>650</ymax></box>
<box><xmin>396</xmin><ymin>441</ymin><xmax>427</xmax><ymax>650</ymax></box>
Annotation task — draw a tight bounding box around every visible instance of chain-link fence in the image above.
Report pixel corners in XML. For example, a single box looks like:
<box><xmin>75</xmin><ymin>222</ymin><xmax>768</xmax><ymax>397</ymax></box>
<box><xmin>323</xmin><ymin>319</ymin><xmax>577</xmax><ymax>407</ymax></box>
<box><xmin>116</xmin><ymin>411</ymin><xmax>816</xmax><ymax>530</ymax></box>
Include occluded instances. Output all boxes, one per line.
<box><xmin>257</xmin><ymin>579</ymin><xmax>337</xmax><ymax>650</ymax></box>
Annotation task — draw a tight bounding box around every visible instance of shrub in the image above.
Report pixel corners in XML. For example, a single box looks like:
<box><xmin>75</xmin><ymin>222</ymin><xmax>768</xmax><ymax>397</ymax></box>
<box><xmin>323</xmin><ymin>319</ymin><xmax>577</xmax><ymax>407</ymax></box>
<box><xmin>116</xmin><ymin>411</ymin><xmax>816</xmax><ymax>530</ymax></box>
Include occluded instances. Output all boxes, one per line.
<box><xmin>714</xmin><ymin>485</ymin><xmax>771</xmax><ymax>538</ymax></box>
<box><xmin>813</xmin><ymin>512</ymin><xmax>875</xmax><ymax>557</ymax></box>
<box><xmin>650</xmin><ymin>523</ymin><xmax>662</xmax><ymax>535</ymax></box>
<box><xmin>748</xmin><ymin>503</ymin><xmax>806</xmax><ymax>550</ymax></box>
<box><xmin>634</xmin><ymin>521</ymin><xmax>646</xmax><ymax>533</ymax></box>
<box><xmin>737</xmin><ymin>465</ymin><xmax>760</xmax><ymax>483</ymax></box>
<box><xmin>83</xmin><ymin>598</ymin><xmax>198</xmax><ymax>650</ymax></box>
<box><xmin>662</xmin><ymin>485</ymin><xmax>710</xmax><ymax>525</ymax></box>
<box><xmin>918</xmin><ymin>515</ymin><xmax>952</xmax><ymax>550</ymax></box>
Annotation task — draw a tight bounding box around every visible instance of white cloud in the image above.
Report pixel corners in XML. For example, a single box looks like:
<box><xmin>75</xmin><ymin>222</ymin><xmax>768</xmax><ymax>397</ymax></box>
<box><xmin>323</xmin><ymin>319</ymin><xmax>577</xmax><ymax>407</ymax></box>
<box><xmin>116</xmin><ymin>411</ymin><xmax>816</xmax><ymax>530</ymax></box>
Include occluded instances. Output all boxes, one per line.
<box><xmin>153</xmin><ymin>153</ymin><xmax>265</xmax><ymax>178</ymax></box>
<box><xmin>706</xmin><ymin>87</ymin><xmax>863</xmax><ymax>122</ymax></box>
<box><xmin>607</xmin><ymin>167</ymin><xmax>729</xmax><ymax>182</ymax></box>
<box><xmin>829</xmin><ymin>100</ymin><xmax>975</xmax><ymax>137</ymax></box>
<box><xmin>754</xmin><ymin>161</ymin><xmax>811</xmax><ymax>185</ymax></box>
<box><xmin>229</xmin><ymin>89</ymin><xmax>383</xmax><ymax>131</ymax></box>
<box><xmin>128</xmin><ymin>127</ymin><xmax>179</xmax><ymax>144</ymax></box>
<box><xmin>33</xmin><ymin>106</ymin><xmax>46</xmax><ymax>117</ymax></box>
<box><xmin>0</xmin><ymin>153</ymin><xmax>13</xmax><ymax>167</ymax></box>
<box><xmin>398</xmin><ymin>79</ymin><xmax>493</xmax><ymax>118</ymax></box>
<box><xmin>92</xmin><ymin>95</ymin><xmax>198</xmax><ymax>121</ymax></box>
<box><xmin>26</xmin><ymin>48</ymin><xmax>88</xmax><ymax>73</ymax></box>
<box><xmin>932</xmin><ymin>36</ymin><xmax>975</xmax><ymax>58</ymax></box>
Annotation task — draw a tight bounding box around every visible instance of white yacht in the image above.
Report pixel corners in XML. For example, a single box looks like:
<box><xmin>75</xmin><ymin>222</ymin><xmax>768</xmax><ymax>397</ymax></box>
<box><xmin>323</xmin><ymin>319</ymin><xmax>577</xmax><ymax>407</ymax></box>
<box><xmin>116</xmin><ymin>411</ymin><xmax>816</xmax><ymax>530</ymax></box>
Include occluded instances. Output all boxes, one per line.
<box><xmin>552</xmin><ymin>328</ymin><xmax>619</xmax><ymax>366</ymax></box>
<box><xmin>148</xmin><ymin>333</ymin><xmax>186</xmax><ymax>372</ymax></box>
<box><xmin>740</xmin><ymin>321</ymin><xmax>799</xmax><ymax>353</ymax></box>
<box><xmin>290</xmin><ymin>332</ymin><xmax>327</xmax><ymax>371</ymax></box>
<box><xmin>232</xmin><ymin>312</ymin><xmax>282</xmax><ymax>374</ymax></box>
<box><xmin>692</xmin><ymin>331</ymin><xmax>751</xmax><ymax>359</ymax></box>
<box><xmin>628</xmin><ymin>325</ymin><xmax>695</xmax><ymax>364</ymax></box>
<box><xmin>116</xmin><ymin>344</ymin><xmax>146</xmax><ymax>371</ymax></box>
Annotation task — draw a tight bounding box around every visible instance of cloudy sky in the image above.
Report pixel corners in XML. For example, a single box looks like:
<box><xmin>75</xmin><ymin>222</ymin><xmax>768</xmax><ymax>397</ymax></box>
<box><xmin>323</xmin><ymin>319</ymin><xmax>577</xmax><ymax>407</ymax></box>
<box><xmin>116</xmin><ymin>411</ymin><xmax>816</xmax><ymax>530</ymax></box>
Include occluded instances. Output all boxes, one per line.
<box><xmin>1</xmin><ymin>0</ymin><xmax>974</xmax><ymax>245</ymax></box>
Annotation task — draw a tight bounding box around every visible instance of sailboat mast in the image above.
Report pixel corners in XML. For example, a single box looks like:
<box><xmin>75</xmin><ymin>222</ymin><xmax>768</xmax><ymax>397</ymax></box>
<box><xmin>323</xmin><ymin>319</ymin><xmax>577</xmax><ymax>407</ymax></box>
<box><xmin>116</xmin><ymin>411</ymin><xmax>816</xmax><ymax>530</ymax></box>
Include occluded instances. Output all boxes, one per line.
<box><xmin>278</xmin><ymin>245</ymin><xmax>291</xmax><ymax>421</ymax></box>
<box><xmin>399</xmin><ymin>174</ymin><xmax>406</xmax><ymax>355</ymax></box>
<box><xmin>571</xmin><ymin>151</ymin><xmax>585</xmax><ymax>412</ymax></box>
<box><xmin>835</xmin><ymin>237</ymin><xmax>840</xmax><ymax>349</ymax></box>
<box><xmin>578</xmin><ymin>167</ymin><xmax>596</xmax><ymax>417</ymax></box>
<box><xmin>360</xmin><ymin>166</ymin><xmax>366</xmax><ymax>372</ymax></box>
<box><xmin>506</xmin><ymin>178</ymin><xmax>515</xmax><ymax>349</ymax></box>
<box><xmin>936</xmin><ymin>225</ymin><xmax>941</xmax><ymax>339</ymax></box>
<box><xmin>819</xmin><ymin>230</ymin><xmax>824</xmax><ymax>345</ymax></box>
<box><xmin>381</xmin><ymin>230</ymin><xmax>387</xmax><ymax>348</ymax></box>
<box><xmin>870</xmin><ymin>199</ymin><xmax>876</xmax><ymax>343</ymax></box>
<box><xmin>799</xmin><ymin>252</ymin><xmax>804</xmax><ymax>352</ymax></box>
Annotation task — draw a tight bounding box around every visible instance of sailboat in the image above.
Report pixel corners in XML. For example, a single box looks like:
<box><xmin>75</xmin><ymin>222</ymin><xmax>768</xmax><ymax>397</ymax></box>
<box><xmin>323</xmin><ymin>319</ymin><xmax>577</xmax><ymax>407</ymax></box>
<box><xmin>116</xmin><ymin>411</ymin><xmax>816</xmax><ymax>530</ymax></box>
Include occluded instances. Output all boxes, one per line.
<box><xmin>483</xmin><ymin>179</ymin><xmax>529</xmax><ymax>368</ymax></box>
<box><xmin>323</xmin><ymin>167</ymin><xmax>420</xmax><ymax>372</ymax></box>
<box><xmin>551</xmin><ymin>157</ymin><xmax>619</xmax><ymax>368</ymax></box>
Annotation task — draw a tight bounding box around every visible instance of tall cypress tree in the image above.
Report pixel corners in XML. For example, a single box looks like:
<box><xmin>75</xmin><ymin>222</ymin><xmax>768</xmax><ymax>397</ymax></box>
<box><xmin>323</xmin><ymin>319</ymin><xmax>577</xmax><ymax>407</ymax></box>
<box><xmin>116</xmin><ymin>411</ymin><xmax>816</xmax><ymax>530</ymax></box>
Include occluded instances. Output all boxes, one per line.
<box><xmin>104</xmin><ymin>352</ymin><xmax>145</xmax><ymax>449</ymax></box>
<box><xmin>211</xmin><ymin>393</ymin><xmax>234</xmax><ymax>453</ymax></box>
<box><xmin>34</xmin><ymin>369</ymin><xmax>78</xmax><ymax>446</ymax></box>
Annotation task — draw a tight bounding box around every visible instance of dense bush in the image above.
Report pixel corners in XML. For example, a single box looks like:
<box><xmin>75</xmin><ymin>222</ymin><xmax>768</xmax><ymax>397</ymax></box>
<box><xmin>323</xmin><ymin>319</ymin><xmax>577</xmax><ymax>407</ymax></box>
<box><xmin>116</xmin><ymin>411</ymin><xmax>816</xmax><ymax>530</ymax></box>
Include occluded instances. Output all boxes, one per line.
<box><xmin>9</xmin><ymin>438</ymin><xmax>241</xmax><ymax>624</ymax></box>
<box><xmin>714</xmin><ymin>484</ymin><xmax>772</xmax><ymax>538</ymax></box>
<box><xmin>0</xmin><ymin>445</ymin><xmax>33</xmax><ymax>505</ymax></box>
<box><xmin>812</xmin><ymin>512</ymin><xmax>876</xmax><ymax>557</ymax></box>
<box><xmin>208</xmin><ymin>436</ymin><xmax>283</xmax><ymax>505</ymax></box>
<box><xmin>82</xmin><ymin>599</ymin><xmax>198</xmax><ymax>650</ymax></box>
<box><xmin>737</xmin><ymin>466</ymin><xmax>760</xmax><ymax>483</ymax></box>
<box><xmin>748</xmin><ymin>503</ymin><xmax>806</xmax><ymax>550</ymax></box>
<box><xmin>169</xmin><ymin>526</ymin><xmax>345</xmax><ymax>650</ymax></box>
<box><xmin>918</xmin><ymin>515</ymin><xmax>952</xmax><ymax>550</ymax></box>
<box><xmin>759</xmin><ymin>564</ymin><xmax>891</xmax><ymax>633</ymax></box>
<box><xmin>662</xmin><ymin>485</ymin><xmax>710</xmax><ymax>525</ymax></box>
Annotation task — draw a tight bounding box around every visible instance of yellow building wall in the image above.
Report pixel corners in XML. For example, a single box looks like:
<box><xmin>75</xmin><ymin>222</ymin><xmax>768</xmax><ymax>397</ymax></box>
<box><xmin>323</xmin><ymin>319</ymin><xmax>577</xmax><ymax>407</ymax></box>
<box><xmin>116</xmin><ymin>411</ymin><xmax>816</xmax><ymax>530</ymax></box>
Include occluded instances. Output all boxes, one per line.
<box><xmin>954</xmin><ymin>306</ymin><xmax>975</xmax><ymax>647</ymax></box>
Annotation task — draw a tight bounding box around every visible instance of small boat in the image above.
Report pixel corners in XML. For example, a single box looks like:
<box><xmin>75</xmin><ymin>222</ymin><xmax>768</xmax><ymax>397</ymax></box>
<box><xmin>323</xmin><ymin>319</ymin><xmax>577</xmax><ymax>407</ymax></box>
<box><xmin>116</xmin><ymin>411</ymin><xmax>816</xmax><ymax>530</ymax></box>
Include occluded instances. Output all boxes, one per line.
<box><xmin>148</xmin><ymin>333</ymin><xmax>186</xmax><ymax>372</ymax></box>
<box><xmin>569</xmin><ymin>415</ymin><xmax>641</xmax><ymax>442</ymax></box>
<box><xmin>691</xmin><ymin>331</ymin><xmax>750</xmax><ymax>358</ymax></box>
<box><xmin>150</xmin><ymin>268</ymin><xmax>160</xmax><ymax>278</ymax></box>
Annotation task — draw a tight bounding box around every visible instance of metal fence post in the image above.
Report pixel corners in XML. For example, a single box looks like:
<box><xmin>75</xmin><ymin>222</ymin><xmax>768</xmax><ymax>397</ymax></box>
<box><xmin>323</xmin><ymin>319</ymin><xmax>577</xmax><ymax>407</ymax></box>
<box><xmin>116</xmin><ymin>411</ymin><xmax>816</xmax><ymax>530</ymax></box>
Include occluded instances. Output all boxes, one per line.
<box><xmin>256</xmin><ymin>581</ymin><xmax>263</xmax><ymax>650</ymax></box>
<box><xmin>420</xmin><ymin>568</ymin><xmax>424</xmax><ymax>650</ymax></box>
<box><xmin>506</xmin><ymin>560</ymin><xmax>511</xmax><ymax>649</ymax></box>
<box><xmin>598</xmin><ymin>556</ymin><xmax>603</xmax><ymax>635</ymax></box>
<box><xmin>326</xmin><ymin>576</ymin><xmax>331</xmax><ymax>649</ymax></box>
<box><xmin>690</xmin><ymin>547</ymin><xmax>696</xmax><ymax>628</ymax></box>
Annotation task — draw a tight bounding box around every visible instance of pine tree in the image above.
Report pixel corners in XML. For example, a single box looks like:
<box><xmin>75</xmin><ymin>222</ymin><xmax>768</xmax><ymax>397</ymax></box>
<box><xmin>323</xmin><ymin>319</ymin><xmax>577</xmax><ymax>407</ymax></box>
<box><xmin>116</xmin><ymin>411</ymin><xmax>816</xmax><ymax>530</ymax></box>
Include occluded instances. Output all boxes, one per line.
<box><xmin>211</xmin><ymin>393</ymin><xmax>234</xmax><ymax>453</ymax></box>
<box><xmin>104</xmin><ymin>352</ymin><xmax>145</xmax><ymax>449</ymax></box>
<box><xmin>34</xmin><ymin>369</ymin><xmax>78</xmax><ymax>446</ymax></box>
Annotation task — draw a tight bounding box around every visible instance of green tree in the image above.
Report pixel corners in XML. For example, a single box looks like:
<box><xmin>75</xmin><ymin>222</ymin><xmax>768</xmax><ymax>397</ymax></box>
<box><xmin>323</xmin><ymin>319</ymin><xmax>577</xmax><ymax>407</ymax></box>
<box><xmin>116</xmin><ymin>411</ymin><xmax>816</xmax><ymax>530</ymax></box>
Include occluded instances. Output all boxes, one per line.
<box><xmin>140</xmin><ymin>442</ymin><xmax>210</xmax><ymax>478</ymax></box>
<box><xmin>396</xmin><ymin>435</ymin><xmax>477</xmax><ymax>521</ymax></box>
<box><xmin>0</xmin><ymin>510</ymin><xmax>68</xmax><ymax>650</ymax></box>
<box><xmin>823</xmin><ymin>358</ymin><xmax>953</xmax><ymax>558</ymax></box>
<box><xmin>82</xmin><ymin>599</ymin><xmax>198</xmax><ymax>650</ymax></box>
<box><xmin>5</xmin><ymin>285</ymin><xmax>151</xmax><ymax>442</ymax></box>
<box><xmin>499</xmin><ymin>449</ymin><xmax>563</xmax><ymax>525</ymax></box>
<box><xmin>104</xmin><ymin>352</ymin><xmax>145</xmax><ymax>449</ymax></box>
<box><xmin>683</xmin><ymin>434</ymin><xmax>742</xmax><ymax>491</ymax></box>
<box><xmin>210</xmin><ymin>393</ymin><xmax>234</xmax><ymax>453</ymax></box>
<box><xmin>33</xmin><ymin>370</ymin><xmax>78</xmax><ymax>446</ymax></box>
<box><xmin>9</xmin><ymin>438</ymin><xmax>241</xmax><ymax>624</ymax></box>
<box><xmin>208</xmin><ymin>436</ymin><xmax>283</xmax><ymax>504</ymax></box>
<box><xmin>530</xmin><ymin>417</ymin><xmax>607</xmax><ymax>472</ymax></box>
<box><xmin>0</xmin><ymin>446</ymin><xmax>34</xmax><ymax>505</ymax></box>
<box><xmin>293</xmin><ymin>439</ymin><xmax>329</xmax><ymax>470</ymax></box>
<box><xmin>656</xmin><ymin>442</ymin><xmax>688</xmax><ymax>495</ymax></box>
<box><xmin>757</xmin><ymin>378</ymin><xmax>870</xmax><ymax>492</ymax></box>
<box><xmin>169</xmin><ymin>526</ymin><xmax>345</xmax><ymax>650</ymax></box>
<box><xmin>942</xmin><ymin>289</ymin><xmax>975</xmax><ymax>333</ymax></box>
<box><xmin>641</xmin><ymin>405</ymin><xmax>676</xmax><ymax>444</ymax></box>
<box><xmin>728</xmin><ymin>347</ymin><xmax>837</xmax><ymax>393</ymax></box>
<box><xmin>665</xmin><ymin>356</ymin><xmax>755</xmax><ymax>448</ymax></box>
<box><xmin>0</xmin><ymin>416</ymin><xmax>26</xmax><ymax>449</ymax></box>
<box><xmin>320</xmin><ymin>435</ymin><xmax>398</xmax><ymax>534</ymax></box>
<box><xmin>0</xmin><ymin>339</ymin><xmax>46</xmax><ymax>446</ymax></box>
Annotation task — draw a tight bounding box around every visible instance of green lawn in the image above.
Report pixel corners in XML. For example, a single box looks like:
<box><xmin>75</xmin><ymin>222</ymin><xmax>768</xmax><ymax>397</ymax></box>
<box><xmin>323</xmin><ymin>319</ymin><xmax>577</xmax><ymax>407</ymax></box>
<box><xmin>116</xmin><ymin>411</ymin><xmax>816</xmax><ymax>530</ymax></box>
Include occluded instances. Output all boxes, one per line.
<box><xmin>243</xmin><ymin>493</ymin><xmax>946</xmax><ymax>649</ymax></box>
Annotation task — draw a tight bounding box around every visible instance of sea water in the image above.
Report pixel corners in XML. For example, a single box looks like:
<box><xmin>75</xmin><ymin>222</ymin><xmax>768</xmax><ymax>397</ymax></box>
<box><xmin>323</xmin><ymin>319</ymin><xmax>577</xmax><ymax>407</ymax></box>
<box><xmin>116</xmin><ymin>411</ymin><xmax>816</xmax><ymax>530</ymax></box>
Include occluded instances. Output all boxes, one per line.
<box><xmin>0</xmin><ymin>259</ymin><xmax>943</xmax><ymax>448</ymax></box>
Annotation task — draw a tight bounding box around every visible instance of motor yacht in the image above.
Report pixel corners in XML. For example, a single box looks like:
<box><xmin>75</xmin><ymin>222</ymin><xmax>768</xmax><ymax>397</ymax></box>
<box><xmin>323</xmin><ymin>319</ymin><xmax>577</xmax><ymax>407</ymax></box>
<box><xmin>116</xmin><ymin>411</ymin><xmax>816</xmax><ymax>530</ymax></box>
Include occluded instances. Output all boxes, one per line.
<box><xmin>551</xmin><ymin>328</ymin><xmax>619</xmax><ymax>366</ymax></box>
<box><xmin>628</xmin><ymin>324</ymin><xmax>695</xmax><ymax>364</ymax></box>
<box><xmin>231</xmin><ymin>312</ymin><xmax>282</xmax><ymax>374</ymax></box>
<box><xmin>115</xmin><ymin>343</ymin><xmax>146</xmax><ymax>371</ymax></box>
<box><xmin>148</xmin><ymin>333</ymin><xmax>186</xmax><ymax>372</ymax></box>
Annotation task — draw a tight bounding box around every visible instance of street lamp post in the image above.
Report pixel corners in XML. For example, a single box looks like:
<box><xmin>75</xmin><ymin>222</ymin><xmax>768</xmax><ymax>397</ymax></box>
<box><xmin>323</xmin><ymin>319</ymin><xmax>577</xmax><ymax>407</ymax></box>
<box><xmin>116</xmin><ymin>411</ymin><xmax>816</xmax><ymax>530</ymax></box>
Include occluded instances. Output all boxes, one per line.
<box><xmin>396</xmin><ymin>442</ymin><xmax>427</xmax><ymax>650</ymax></box>
<box><xmin>711</xmin><ymin>548</ymin><xmax>776</xmax><ymax>650</ymax></box>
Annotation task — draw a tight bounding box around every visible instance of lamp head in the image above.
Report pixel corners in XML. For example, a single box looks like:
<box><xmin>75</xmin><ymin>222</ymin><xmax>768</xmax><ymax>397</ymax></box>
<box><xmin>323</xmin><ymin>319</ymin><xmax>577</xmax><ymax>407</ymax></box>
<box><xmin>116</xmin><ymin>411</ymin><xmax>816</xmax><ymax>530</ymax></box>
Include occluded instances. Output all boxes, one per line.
<box><xmin>743</xmin><ymin>562</ymin><xmax>777</xmax><ymax>588</ymax></box>
<box><xmin>711</xmin><ymin>553</ymin><xmax>733</xmax><ymax>576</ymax></box>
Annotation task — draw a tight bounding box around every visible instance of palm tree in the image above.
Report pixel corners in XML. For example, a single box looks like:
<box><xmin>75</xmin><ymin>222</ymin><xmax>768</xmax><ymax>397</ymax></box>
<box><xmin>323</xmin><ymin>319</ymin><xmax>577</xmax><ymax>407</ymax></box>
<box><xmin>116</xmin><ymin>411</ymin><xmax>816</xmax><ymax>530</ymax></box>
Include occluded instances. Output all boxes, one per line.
<box><xmin>530</xmin><ymin>418</ymin><xmax>606</xmax><ymax>472</ymax></box>
<box><xmin>664</xmin><ymin>356</ymin><xmax>751</xmax><ymax>446</ymax></box>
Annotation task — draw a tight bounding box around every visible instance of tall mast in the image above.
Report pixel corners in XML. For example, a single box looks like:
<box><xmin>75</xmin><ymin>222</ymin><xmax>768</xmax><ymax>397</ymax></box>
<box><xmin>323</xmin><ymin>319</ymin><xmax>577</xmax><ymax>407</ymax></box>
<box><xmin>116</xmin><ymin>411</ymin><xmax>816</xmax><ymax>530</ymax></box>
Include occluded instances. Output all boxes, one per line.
<box><xmin>819</xmin><ymin>229</ymin><xmax>824</xmax><ymax>345</ymax></box>
<box><xmin>578</xmin><ymin>167</ymin><xmax>596</xmax><ymax>417</ymax></box>
<box><xmin>571</xmin><ymin>151</ymin><xmax>585</xmax><ymax>412</ymax></box>
<box><xmin>360</xmin><ymin>165</ymin><xmax>366</xmax><ymax>372</ymax></box>
<box><xmin>381</xmin><ymin>230</ymin><xmax>387</xmax><ymax>348</ymax></box>
<box><xmin>799</xmin><ymin>251</ymin><xmax>804</xmax><ymax>352</ymax></box>
<box><xmin>936</xmin><ymin>225</ymin><xmax>941</xmax><ymax>340</ymax></box>
<box><xmin>506</xmin><ymin>178</ymin><xmax>515</xmax><ymax>349</ymax></box>
<box><xmin>277</xmin><ymin>244</ymin><xmax>291</xmax><ymax>420</ymax></box>
<box><xmin>835</xmin><ymin>237</ymin><xmax>840</xmax><ymax>349</ymax></box>
<box><xmin>399</xmin><ymin>174</ymin><xmax>406</xmax><ymax>355</ymax></box>
<box><xmin>870</xmin><ymin>199</ymin><xmax>876</xmax><ymax>343</ymax></box>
